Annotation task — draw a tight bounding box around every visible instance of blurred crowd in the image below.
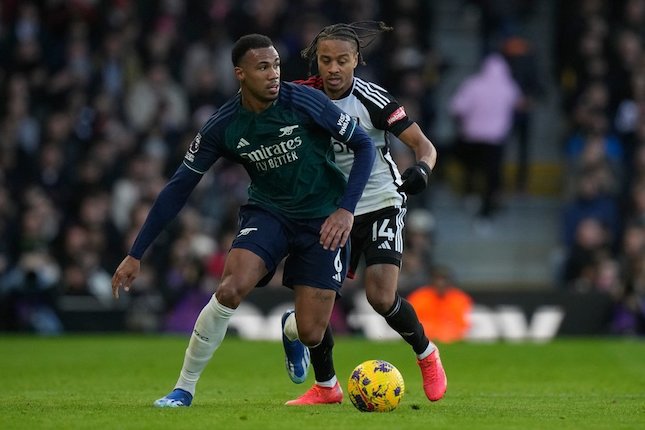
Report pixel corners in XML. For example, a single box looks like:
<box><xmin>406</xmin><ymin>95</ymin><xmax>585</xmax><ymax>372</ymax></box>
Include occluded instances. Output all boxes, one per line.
<box><xmin>1</xmin><ymin>0</ymin><xmax>644</xmax><ymax>337</ymax></box>
<box><xmin>556</xmin><ymin>0</ymin><xmax>645</xmax><ymax>334</ymax></box>
<box><xmin>0</xmin><ymin>0</ymin><xmax>440</xmax><ymax>334</ymax></box>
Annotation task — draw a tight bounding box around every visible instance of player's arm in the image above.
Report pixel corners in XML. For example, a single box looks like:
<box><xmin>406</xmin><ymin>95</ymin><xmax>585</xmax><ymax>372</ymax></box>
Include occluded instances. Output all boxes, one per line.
<box><xmin>337</xmin><ymin>119</ymin><xmax>375</xmax><ymax>212</ymax></box>
<box><xmin>318</xmin><ymin>102</ymin><xmax>375</xmax><ymax>251</ymax></box>
<box><xmin>127</xmin><ymin>164</ymin><xmax>202</xmax><ymax>261</ymax></box>
<box><xmin>314</xmin><ymin>100</ymin><xmax>375</xmax><ymax>214</ymax></box>
<box><xmin>319</xmin><ymin>120</ymin><xmax>374</xmax><ymax>251</ymax></box>
<box><xmin>112</xmin><ymin>163</ymin><xmax>202</xmax><ymax>298</ymax></box>
<box><xmin>112</xmin><ymin>118</ymin><xmax>224</xmax><ymax>298</ymax></box>
<box><xmin>396</xmin><ymin>122</ymin><xmax>438</xmax><ymax>194</ymax></box>
<box><xmin>398</xmin><ymin>122</ymin><xmax>437</xmax><ymax>170</ymax></box>
<box><xmin>370</xmin><ymin>97</ymin><xmax>437</xmax><ymax>195</ymax></box>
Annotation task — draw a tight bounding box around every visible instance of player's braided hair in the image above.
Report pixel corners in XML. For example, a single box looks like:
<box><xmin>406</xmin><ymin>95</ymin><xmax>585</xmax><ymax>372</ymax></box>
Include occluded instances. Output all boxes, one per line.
<box><xmin>300</xmin><ymin>21</ymin><xmax>393</xmax><ymax>75</ymax></box>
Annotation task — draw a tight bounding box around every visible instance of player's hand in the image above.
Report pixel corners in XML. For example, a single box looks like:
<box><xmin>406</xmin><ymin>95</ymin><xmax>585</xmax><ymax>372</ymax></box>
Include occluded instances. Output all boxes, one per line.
<box><xmin>320</xmin><ymin>208</ymin><xmax>354</xmax><ymax>251</ymax></box>
<box><xmin>111</xmin><ymin>255</ymin><xmax>141</xmax><ymax>299</ymax></box>
<box><xmin>397</xmin><ymin>161</ymin><xmax>431</xmax><ymax>195</ymax></box>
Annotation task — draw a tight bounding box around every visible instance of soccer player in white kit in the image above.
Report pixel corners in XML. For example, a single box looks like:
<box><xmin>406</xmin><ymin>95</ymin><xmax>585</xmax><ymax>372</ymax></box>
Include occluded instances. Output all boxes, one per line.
<box><xmin>282</xmin><ymin>21</ymin><xmax>447</xmax><ymax>405</ymax></box>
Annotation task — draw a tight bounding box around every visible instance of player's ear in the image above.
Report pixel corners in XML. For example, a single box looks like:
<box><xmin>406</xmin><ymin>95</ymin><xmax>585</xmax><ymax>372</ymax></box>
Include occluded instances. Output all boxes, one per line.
<box><xmin>234</xmin><ymin>66</ymin><xmax>244</xmax><ymax>82</ymax></box>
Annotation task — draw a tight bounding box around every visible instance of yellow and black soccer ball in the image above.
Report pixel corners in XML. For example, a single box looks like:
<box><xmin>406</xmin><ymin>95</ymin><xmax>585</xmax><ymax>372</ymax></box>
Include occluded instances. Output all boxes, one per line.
<box><xmin>347</xmin><ymin>359</ymin><xmax>405</xmax><ymax>412</ymax></box>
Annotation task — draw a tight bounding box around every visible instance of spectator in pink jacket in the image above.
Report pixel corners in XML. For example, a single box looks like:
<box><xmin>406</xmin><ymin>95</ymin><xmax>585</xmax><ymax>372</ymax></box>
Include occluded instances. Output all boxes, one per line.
<box><xmin>450</xmin><ymin>53</ymin><xmax>522</xmax><ymax>227</ymax></box>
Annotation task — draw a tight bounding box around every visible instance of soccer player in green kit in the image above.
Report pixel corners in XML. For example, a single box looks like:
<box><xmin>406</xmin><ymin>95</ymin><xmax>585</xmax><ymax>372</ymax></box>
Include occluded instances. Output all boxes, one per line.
<box><xmin>111</xmin><ymin>33</ymin><xmax>376</xmax><ymax>407</ymax></box>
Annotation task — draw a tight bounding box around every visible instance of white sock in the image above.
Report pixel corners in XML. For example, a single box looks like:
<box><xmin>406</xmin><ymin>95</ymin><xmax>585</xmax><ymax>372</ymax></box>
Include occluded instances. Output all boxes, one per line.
<box><xmin>417</xmin><ymin>341</ymin><xmax>437</xmax><ymax>360</ymax></box>
<box><xmin>174</xmin><ymin>295</ymin><xmax>235</xmax><ymax>395</ymax></box>
<box><xmin>283</xmin><ymin>311</ymin><xmax>299</xmax><ymax>341</ymax></box>
<box><xmin>316</xmin><ymin>375</ymin><xmax>337</xmax><ymax>388</ymax></box>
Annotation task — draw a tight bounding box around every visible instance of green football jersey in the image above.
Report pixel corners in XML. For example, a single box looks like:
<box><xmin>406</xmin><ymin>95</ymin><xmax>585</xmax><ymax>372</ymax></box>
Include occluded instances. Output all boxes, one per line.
<box><xmin>184</xmin><ymin>82</ymin><xmax>371</xmax><ymax>219</ymax></box>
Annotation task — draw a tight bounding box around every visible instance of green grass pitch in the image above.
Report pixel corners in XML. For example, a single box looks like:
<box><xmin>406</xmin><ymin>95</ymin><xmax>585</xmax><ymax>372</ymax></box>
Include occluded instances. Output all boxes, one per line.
<box><xmin>1</xmin><ymin>335</ymin><xmax>644</xmax><ymax>429</ymax></box>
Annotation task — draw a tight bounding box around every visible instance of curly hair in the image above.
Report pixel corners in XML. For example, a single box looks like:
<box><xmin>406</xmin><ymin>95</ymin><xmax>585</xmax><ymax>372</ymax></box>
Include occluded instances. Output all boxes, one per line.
<box><xmin>300</xmin><ymin>21</ymin><xmax>393</xmax><ymax>75</ymax></box>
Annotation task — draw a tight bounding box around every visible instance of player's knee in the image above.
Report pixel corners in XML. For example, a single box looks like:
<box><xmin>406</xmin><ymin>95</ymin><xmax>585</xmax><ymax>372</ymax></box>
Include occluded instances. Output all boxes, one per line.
<box><xmin>215</xmin><ymin>288</ymin><xmax>241</xmax><ymax>309</ymax></box>
<box><xmin>366</xmin><ymin>290</ymin><xmax>396</xmax><ymax>315</ymax></box>
<box><xmin>365</xmin><ymin>277</ymin><xmax>397</xmax><ymax>314</ymax></box>
<box><xmin>298</xmin><ymin>328</ymin><xmax>324</xmax><ymax>347</ymax></box>
<box><xmin>216</xmin><ymin>269</ymin><xmax>261</xmax><ymax>308</ymax></box>
<box><xmin>215</xmin><ymin>280</ymin><xmax>247</xmax><ymax>309</ymax></box>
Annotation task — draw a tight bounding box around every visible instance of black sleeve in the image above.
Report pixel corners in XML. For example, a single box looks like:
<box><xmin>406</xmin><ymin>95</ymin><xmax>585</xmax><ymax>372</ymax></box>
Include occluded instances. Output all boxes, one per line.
<box><xmin>353</xmin><ymin>81</ymin><xmax>415</xmax><ymax>136</ymax></box>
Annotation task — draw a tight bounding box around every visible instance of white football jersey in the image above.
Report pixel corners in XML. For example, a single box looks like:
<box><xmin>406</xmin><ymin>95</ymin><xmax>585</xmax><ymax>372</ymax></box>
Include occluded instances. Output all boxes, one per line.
<box><xmin>330</xmin><ymin>77</ymin><xmax>414</xmax><ymax>215</ymax></box>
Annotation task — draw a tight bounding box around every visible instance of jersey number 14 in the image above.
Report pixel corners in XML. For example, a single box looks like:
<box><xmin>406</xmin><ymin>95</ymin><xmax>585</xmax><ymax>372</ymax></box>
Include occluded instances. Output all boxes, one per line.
<box><xmin>372</xmin><ymin>219</ymin><xmax>395</xmax><ymax>242</ymax></box>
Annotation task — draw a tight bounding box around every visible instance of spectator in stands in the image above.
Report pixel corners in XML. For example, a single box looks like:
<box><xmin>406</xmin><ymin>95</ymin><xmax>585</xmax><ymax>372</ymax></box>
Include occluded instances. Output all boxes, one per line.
<box><xmin>124</xmin><ymin>61</ymin><xmax>189</xmax><ymax>135</ymax></box>
<box><xmin>560</xmin><ymin>216</ymin><xmax>614</xmax><ymax>291</ymax></box>
<box><xmin>407</xmin><ymin>265</ymin><xmax>473</xmax><ymax>343</ymax></box>
<box><xmin>502</xmin><ymin>34</ymin><xmax>546</xmax><ymax>193</ymax></box>
<box><xmin>561</xmin><ymin>164</ymin><xmax>621</xmax><ymax>251</ymax></box>
<box><xmin>563</xmin><ymin>112</ymin><xmax>624</xmax><ymax>205</ymax></box>
<box><xmin>449</xmin><ymin>52</ymin><xmax>522</xmax><ymax>229</ymax></box>
<box><xmin>617</xmin><ymin>221</ymin><xmax>645</xmax><ymax>291</ymax></box>
<box><xmin>1</xmin><ymin>187</ymin><xmax>63</xmax><ymax>334</ymax></box>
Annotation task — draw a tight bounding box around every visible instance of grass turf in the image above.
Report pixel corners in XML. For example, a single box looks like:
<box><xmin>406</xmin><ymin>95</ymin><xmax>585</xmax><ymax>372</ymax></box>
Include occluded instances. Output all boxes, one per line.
<box><xmin>1</xmin><ymin>335</ymin><xmax>644</xmax><ymax>429</ymax></box>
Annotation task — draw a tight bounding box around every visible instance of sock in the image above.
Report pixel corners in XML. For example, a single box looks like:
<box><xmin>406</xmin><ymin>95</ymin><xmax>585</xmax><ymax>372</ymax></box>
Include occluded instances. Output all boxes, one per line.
<box><xmin>382</xmin><ymin>294</ymin><xmax>434</xmax><ymax>356</ymax></box>
<box><xmin>174</xmin><ymin>294</ymin><xmax>235</xmax><ymax>396</ymax></box>
<box><xmin>310</xmin><ymin>325</ymin><xmax>336</xmax><ymax>384</ymax></box>
<box><xmin>316</xmin><ymin>374</ymin><xmax>338</xmax><ymax>388</ymax></box>
<box><xmin>417</xmin><ymin>342</ymin><xmax>436</xmax><ymax>360</ymax></box>
<box><xmin>283</xmin><ymin>311</ymin><xmax>299</xmax><ymax>341</ymax></box>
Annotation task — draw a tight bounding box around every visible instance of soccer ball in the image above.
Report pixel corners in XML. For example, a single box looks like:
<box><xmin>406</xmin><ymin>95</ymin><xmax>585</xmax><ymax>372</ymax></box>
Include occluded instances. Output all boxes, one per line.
<box><xmin>347</xmin><ymin>359</ymin><xmax>405</xmax><ymax>412</ymax></box>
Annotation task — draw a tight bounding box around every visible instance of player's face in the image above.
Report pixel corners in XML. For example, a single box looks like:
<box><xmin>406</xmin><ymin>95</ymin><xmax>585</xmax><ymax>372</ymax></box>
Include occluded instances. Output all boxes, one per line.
<box><xmin>316</xmin><ymin>39</ymin><xmax>359</xmax><ymax>100</ymax></box>
<box><xmin>235</xmin><ymin>46</ymin><xmax>281</xmax><ymax>111</ymax></box>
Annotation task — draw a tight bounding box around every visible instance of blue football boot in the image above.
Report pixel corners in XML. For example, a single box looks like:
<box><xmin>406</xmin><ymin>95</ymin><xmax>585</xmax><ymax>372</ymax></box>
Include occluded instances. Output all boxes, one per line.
<box><xmin>281</xmin><ymin>309</ymin><xmax>310</xmax><ymax>384</ymax></box>
<box><xmin>153</xmin><ymin>388</ymin><xmax>193</xmax><ymax>408</ymax></box>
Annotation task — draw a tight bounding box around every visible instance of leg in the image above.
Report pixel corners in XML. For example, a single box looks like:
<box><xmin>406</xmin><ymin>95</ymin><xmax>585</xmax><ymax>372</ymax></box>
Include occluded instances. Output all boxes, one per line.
<box><xmin>284</xmin><ymin>285</ymin><xmax>343</xmax><ymax>405</ymax></box>
<box><xmin>364</xmin><ymin>263</ymin><xmax>430</xmax><ymax>355</ymax></box>
<box><xmin>281</xmin><ymin>309</ymin><xmax>311</xmax><ymax>384</ymax></box>
<box><xmin>514</xmin><ymin>112</ymin><xmax>530</xmax><ymax>192</ymax></box>
<box><xmin>292</xmin><ymin>284</ymin><xmax>336</xmax><ymax>346</ymax></box>
<box><xmin>479</xmin><ymin>144</ymin><xmax>504</xmax><ymax>218</ymax></box>
<box><xmin>154</xmin><ymin>249</ymin><xmax>267</xmax><ymax>407</ymax></box>
<box><xmin>309</xmin><ymin>324</ymin><xmax>336</xmax><ymax>385</ymax></box>
<box><xmin>351</xmin><ymin>207</ymin><xmax>431</xmax><ymax>354</ymax></box>
<box><xmin>457</xmin><ymin>140</ymin><xmax>476</xmax><ymax>195</ymax></box>
<box><xmin>281</xmin><ymin>285</ymin><xmax>336</xmax><ymax>384</ymax></box>
<box><xmin>364</xmin><ymin>263</ymin><xmax>447</xmax><ymax>402</ymax></box>
<box><xmin>215</xmin><ymin>248</ymin><xmax>268</xmax><ymax>308</ymax></box>
<box><xmin>282</xmin><ymin>218</ymin><xmax>348</xmax><ymax>404</ymax></box>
